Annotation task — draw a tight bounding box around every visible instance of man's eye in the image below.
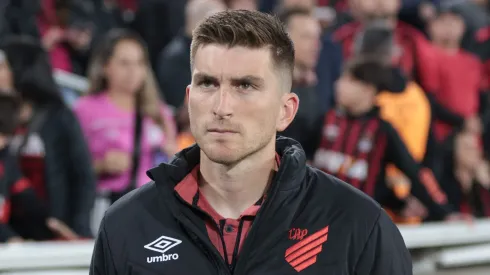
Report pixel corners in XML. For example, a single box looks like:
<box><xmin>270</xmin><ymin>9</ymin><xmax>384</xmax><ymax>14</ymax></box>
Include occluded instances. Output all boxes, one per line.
<box><xmin>199</xmin><ymin>80</ymin><xmax>216</xmax><ymax>88</ymax></box>
<box><xmin>238</xmin><ymin>82</ymin><xmax>253</xmax><ymax>90</ymax></box>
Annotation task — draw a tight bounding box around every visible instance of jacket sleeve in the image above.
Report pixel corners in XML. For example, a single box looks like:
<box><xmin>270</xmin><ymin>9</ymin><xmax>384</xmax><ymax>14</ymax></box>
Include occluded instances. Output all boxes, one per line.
<box><xmin>354</xmin><ymin>210</ymin><xmax>412</xmax><ymax>275</ymax></box>
<box><xmin>60</xmin><ymin>107</ymin><xmax>96</xmax><ymax>237</ymax></box>
<box><xmin>425</xmin><ymin>91</ymin><xmax>465</xmax><ymax>126</ymax></box>
<box><xmin>383</xmin><ymin>121</ymin><xmax>453</xmax><ymax>219</ymax></box>
<box><xmin>90</xmin><ymin>217</ymin><xmax>117</xmax><ymax>275</ymax></box>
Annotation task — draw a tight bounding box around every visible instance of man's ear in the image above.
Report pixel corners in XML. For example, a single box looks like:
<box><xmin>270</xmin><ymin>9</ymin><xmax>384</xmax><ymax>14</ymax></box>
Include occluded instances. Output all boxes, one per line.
<box><xmin>276</xmin><ymin>92</ymin><xmax>299</xmax><ymax>132</ymax></box>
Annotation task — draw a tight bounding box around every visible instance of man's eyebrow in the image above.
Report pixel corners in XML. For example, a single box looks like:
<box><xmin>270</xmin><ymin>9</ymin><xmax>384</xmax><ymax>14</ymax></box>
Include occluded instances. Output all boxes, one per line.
<box><xmin>193</xmin><ymin>72</ymin><xmax>217</xmax><ymax>81</ymax></box>
<box><xmin>230</xmin><ymin>75</ymin><xmax>264</xmax><ymax>84</ymax></box>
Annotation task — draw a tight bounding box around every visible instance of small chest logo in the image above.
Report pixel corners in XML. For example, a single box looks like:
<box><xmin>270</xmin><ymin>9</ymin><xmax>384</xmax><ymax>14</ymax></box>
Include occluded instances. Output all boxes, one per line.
<box><xmin>289</xmin><ymin>228</ymin><xmax>308</xmax><ymax>241</ymax></box>
<box><xmin>285</xmin><ymin>226</ymin><xmax>329</xmax><ymax>272</ymax></box>
<box><xmin>144</xmin><ymin>235</ymin><xmax>182</xmax><ymax>263</ymax></box>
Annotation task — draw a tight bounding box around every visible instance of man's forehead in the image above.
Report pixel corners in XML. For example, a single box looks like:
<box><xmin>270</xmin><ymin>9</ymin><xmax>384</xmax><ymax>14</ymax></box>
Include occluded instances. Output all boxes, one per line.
<box><xmin>192</xmin><ymin>44</ymin><xmax>274</xmax><ymax>79</ymax></box>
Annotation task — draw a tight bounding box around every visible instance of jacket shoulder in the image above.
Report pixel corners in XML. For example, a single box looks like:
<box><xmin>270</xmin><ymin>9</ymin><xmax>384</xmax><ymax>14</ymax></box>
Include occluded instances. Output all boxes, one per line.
<box><xmin>103</xmin><ymin>182</ymin><xmax>160</xmax><ymax>227</ymax></box>
<box><xmin>305</xmin><ymin>166</ymin><xmax>382</xmax><ymax>222</ymax></box>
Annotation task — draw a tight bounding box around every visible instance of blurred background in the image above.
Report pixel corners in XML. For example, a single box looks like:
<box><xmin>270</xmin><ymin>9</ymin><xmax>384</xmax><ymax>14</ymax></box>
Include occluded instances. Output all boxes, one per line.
<box><xmin>0</xmin><ymin>0</ymin><xmax>489</xmax><ymax>274</ymax></box>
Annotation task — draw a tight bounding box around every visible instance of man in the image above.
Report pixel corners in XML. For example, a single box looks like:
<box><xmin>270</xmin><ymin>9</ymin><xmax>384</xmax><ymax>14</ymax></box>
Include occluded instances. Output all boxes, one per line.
<box><xmin>279</xmin><ymin>7</ymin><xmax>324</xmax><ymax>160</ymax></box>
<box><xmin>91</xmin><ymin>10</ymin><xmax>412</xmax><ymax>274</ymax></box>
<box><xmin>312</xmin><ymin>57</ymin><xmax>458</xmax><ymax>221</ymax></box>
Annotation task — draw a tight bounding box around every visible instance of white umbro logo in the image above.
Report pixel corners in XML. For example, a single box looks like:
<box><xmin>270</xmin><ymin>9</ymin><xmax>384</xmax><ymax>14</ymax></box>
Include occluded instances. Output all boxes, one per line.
<box><xmin>145</xmin><ymin>236</ymin><xmax>182</xmax><ymax>263</ymax></box>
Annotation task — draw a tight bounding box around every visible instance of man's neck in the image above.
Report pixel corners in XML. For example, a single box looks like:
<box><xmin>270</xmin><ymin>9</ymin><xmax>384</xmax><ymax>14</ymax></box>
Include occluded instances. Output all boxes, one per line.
<box><xmin>199</xmin><ymin>141</ymin><xmax>277</xmax><ymax>219</ymax></box>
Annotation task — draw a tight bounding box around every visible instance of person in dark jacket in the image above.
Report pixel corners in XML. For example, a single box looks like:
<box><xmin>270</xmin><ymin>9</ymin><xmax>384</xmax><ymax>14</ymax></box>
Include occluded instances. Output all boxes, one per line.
<box><xmin>278</xmin><ymin>7</ymin><xmax>324</xmax><ymax>160</ymax></box>
<box><xmin>436</xmin><ymin>129</ymin><xmax>490</xmax><ymax>218</ymax></box>
<box><xmin>91</xmin><ymin>10</ymin><xmax>411</xmax><ymax>275</ymax></box>
<box><xmin>0</xmin><ymin>36</ymin><xmax>96</xmax><ymax>238</ymax></box>
<box><xmin>156</xmin><ymin>0</ymin><xmax>225</xmax><ymax>109</ymax></box>
<box><xmin>0</xmin><ymin>92</ymin><xmax>78</xmax><ymax>242</ymax></box>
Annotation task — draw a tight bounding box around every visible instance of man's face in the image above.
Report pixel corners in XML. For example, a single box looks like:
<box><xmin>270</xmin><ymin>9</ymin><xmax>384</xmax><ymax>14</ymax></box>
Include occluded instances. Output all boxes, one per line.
<box><xmin>335</xmin><ymin>72</ymin><xmax>373</xmax><ymax>109</ymax></box>
<box><xmin>350</xmin><ymin>0</ymin><xmax>400</xmax><ymax>21</ymax></box>
<box><xmin>228</xmin><ymin>0</ymin><xmax>257</xmax><ymax>10</ymax></box>
<box><xmin>187</xmin><ymin>45</ymin><xmax>298</xmax><ymax>165</ymax></box>
<box><xmin>288</xmin><ymin>15</ymin><xmax>321</xmax><ymax>69</ymax></box>
<box><xmin>282</xmin><ymin>0</ymin><xmax>316</xmax><ymax>9</ymax></box>
<box><xmin>377</xmin><ymin>0</ymin><xmax>400</xmax><ymax>18</ymax></box>
<box><xmin>428</xmin><ymin>13</ymin><xmax>465</xmax><ymax>46</ymax></box>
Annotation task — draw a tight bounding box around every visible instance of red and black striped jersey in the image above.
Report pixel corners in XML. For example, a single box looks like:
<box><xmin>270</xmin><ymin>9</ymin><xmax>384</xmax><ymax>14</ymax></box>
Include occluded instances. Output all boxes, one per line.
<box><xmin>313</xmin><ymin>108</ymin><xmax>453</xmax><ymax>219</ymax></box>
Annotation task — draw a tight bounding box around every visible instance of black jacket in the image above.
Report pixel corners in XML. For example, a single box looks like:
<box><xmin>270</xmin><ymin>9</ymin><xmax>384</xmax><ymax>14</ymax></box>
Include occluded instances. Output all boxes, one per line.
<box><xmin>91</xmin><ymin>137</ymin><xmax>412</xmax><ymax>275</ymax></box>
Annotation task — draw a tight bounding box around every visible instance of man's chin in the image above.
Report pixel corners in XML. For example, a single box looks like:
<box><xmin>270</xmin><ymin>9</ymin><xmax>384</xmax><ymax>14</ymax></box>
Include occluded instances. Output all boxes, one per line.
<box><xmin>201</xmin><ymin>146</ymin><xmax>242</xmax><ymax>165</ymax></box>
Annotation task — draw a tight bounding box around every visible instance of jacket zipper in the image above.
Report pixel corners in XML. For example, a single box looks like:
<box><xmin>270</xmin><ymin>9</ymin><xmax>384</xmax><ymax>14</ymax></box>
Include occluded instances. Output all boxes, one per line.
<box><xmin>232</xmin><ymin>178</ymin><xmax>281</xmax><ymax>275</ymax></box>
<box><xmin>174</xmin><ymin>195</ymin><xmax>232</xmax><ymax>275</ymax></box>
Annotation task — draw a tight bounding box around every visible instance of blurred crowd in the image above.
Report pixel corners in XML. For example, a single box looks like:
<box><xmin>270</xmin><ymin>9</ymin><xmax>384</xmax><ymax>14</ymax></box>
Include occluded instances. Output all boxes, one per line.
<box><xmin>0</xmin><ymin>0</ymin><xmax>489</xmax><ymax>243</ymax></box>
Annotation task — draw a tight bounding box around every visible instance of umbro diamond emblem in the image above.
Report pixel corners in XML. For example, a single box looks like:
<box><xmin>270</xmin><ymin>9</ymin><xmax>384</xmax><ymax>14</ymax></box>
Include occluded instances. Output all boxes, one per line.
<box><xmin>145</xmin><ymin>236</ymin><xmax>182</xmax><ymax>263</ymax></box>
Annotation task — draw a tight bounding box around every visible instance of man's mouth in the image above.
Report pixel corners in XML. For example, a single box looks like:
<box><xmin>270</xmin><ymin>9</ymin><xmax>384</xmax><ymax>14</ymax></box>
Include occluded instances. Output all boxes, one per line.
<box><xmin>207</xmin><ymin>128</ymin><xmax>238</xmax><ymax>134</ymax></box>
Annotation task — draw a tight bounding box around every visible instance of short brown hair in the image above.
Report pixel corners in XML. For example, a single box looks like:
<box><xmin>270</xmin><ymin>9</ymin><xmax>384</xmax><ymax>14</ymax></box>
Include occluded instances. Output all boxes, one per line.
<box><xmin>0</xmin><ymin>92</ymin><xmax>21</xmax><ymax>135</ymax></box>
<box><xmin>190</xmin><ymin>10</ymin><xmax>295</xmax><ymax>78</ymax></box>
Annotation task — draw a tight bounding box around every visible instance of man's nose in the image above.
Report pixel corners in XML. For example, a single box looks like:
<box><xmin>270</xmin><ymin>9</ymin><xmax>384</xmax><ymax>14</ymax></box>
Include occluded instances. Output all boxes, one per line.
<box><xmin>212</xmin><ymin>87</ymin><xmax>233</xmax><ymax>118</ymax></box>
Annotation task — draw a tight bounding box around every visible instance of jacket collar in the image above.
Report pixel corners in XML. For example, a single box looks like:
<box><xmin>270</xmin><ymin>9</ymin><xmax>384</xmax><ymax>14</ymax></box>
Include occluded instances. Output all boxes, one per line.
<box><xmin>147</xmin><ymin>136</ymin><xmax>307</xmax><ymax>192</ymax></box>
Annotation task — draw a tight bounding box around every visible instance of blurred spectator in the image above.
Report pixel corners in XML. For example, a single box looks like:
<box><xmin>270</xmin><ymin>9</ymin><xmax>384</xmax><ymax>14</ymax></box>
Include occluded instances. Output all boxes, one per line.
<box><xmin>37</xmin><ymin>0</ymin><xmax>95</xmax><ymax>74</ymax></box>
<box><xmin>312</xmin><ymin>58</ymin><xmax>454</xmax><ymax>221</ymax></box>
<box><xmin>0</xmin><ymin>36</ymin><xmax>95</xmax><ymax>238</ymax></box>
<box><xmin>91</xmin><ymin>0</ymin><xmax>125</xmax><ymax>34</ymax></box>
<box><xmin>75</xmin><ymin>29</ymin><xmax>177</xmax><ymax>203</ymax></box>
<box><xmin>225</xmin><ymin>0</ymin><xmax>258</xmax><ymax>10</ymax></box>
<box><xmin>278</xmin><ymin>0</ymin><xmax>317</xmax><ymax>10</ymax></box>
<box><xmin>131</xmin><ymin>0</ymin><xmax>187</xmax><ymax>69</ymax></box>
<box><xmin>332</xmin><ymin>0</ymin><xmax>439</xmax><ymax>92</ymax></box>
<box><xmin>358</xmin><ymin>22</ymin><xmax>438</xmax><ymax>223</ymax></box>
<box><xmin>157</xmin><ymin>0</ymin><xmax>226</xmax><ymax>109</ymax></box>
<box><xmin>0</xmin><ymin>93</ymin><xmax>79</xmax><ymax>242</ymax></box>
<box><xmin>315</xmin><ymin>34</ymin><xmax>343</xmax><ymax>113</ymax></box>
<box><xmin>0</xmin><ymin>50</ymin><xmax>12</xmax><ymax>91</ymax></box>
<box><xmin>1</xmin><ymin>0</ymin><xmax>42</xmax><ymax>39</ymax></box>
<box><xmin>444</xmin><ymin>0</ymin><xmax>489</xmax><ymax>52</ymax></box>
<box><xmin>438</xmin><ymin>129</ymin><xmax>490</xmax><ymax>218</ymax></box>
<box><xmin>278</xmin><ymin>7</ymin><xmax>324</xmax><ymax>160</ymax></box>
<box><xmin>427</xmin><ymin>5</ymin><xmax>487</xmax><ymax>142</ymax></box>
